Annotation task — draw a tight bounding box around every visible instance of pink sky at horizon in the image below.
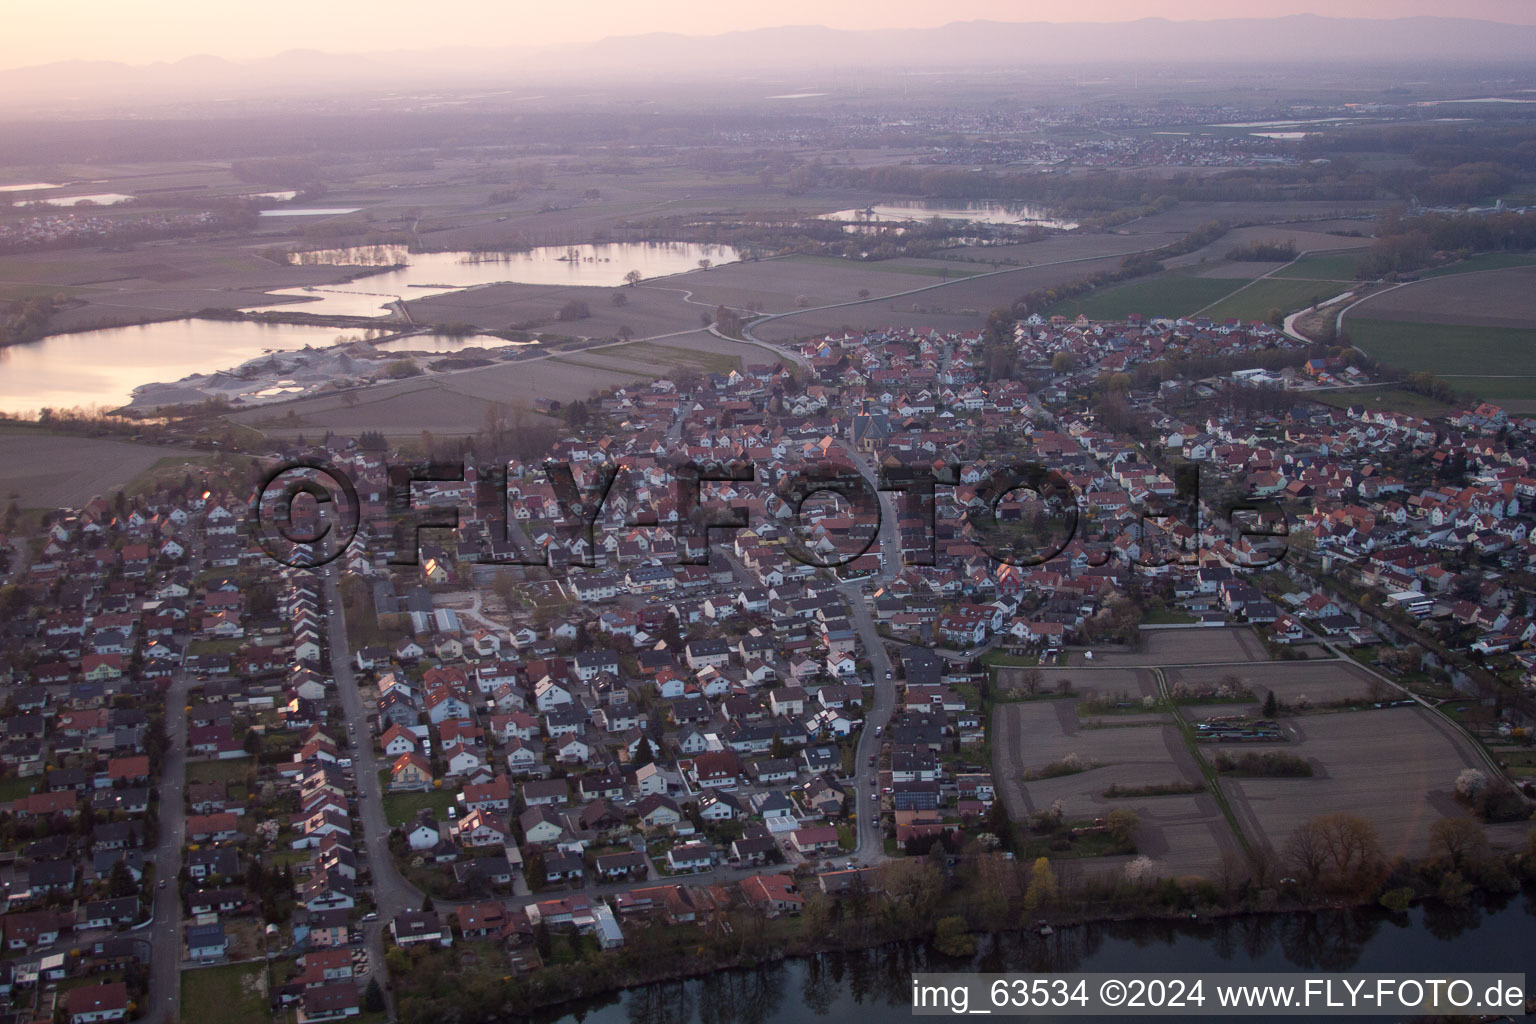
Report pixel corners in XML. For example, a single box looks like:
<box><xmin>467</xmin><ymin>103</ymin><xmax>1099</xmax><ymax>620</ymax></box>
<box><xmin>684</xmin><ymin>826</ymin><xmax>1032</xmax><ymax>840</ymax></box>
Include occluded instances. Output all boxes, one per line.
<box><xmin>3</xmin><ymin>0</ymin><xmax>1533</xmax><ymax>71</ymax></box>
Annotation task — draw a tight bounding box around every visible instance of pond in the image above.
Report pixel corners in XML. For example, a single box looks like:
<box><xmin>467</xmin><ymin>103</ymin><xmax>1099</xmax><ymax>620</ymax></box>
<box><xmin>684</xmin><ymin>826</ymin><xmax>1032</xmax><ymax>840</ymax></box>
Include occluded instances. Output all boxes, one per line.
<box><xmin>0</xmin><ymin>319</ymin><xmax>386</xmax><ymax>415</ymax></box>
<box><xmin>820</xmin><ymin>201</ymin><xmax>1077</xmax><ymax>231</ymax></box>
<box><xmin>243</xmin><ymin>241</ymin><xmax>743</xmax><ymax>317</ymax></box>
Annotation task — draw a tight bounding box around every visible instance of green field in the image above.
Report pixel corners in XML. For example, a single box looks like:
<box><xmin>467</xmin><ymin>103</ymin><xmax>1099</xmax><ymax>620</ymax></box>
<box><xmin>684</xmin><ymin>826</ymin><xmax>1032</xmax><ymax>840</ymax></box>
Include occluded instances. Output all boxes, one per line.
<box><xmin>786</xmin><ymin>254</ymin><xmax>983</xmax><ymax>279</ymax></box>
<box><xmin>382</xmin><ymin>786</ymin><xmax>454</xmax><ymax>826</ymax></box>
<box><xmin>181</xmin><ymin>963</ymin><xmax>268</xmax><ymax>1024</ymax></box>
<box><xmin>1420</xmin><ymin>252</ymin><xmax>1536</xmax><ymax>278</ymax></box>
<box><xmin>1348</xmin><ymin>317</ymin><xmax>1536</xmax><ymax>377</ymax></box>
<box><xmin>607</xmin><ymin>340</ymin><xmax>742</xmax><ymax>375</ymax></box>
<box><xmin>1198</xmin><ymin>276</ymin><xmax>1353</xmax><ymax>322</ymax></box>
<box><xmin>186</xmin><ymin>759</ymin><xmax>252</xmax><ymax>785</ymax></box>
<box><xmin>1308</xmin><ymin>387</ymin><xmax>1457</xmax><ymax>418</ymax></box>
<box><xmin>1273</xmin><ymin>252</ymin><xmax>1365</xmax><ymax>280</ymax></box>
<box><xmin>1045</xmin><ymin>270</ymin><xmax>1235</xmax><ymax>321</ymax></box>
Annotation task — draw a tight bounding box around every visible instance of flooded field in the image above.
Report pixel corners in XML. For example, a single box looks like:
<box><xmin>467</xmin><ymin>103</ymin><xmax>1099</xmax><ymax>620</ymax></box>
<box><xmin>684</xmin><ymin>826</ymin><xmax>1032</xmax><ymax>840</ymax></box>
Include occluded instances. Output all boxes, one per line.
<box><xmin>244</xmin><ymin>241</ymin><xmax>742</xmax><ymax>316</ymax></box>
<box><xmin>820</xmin><ymin>200</ymin><xmax>1077</xmax><ymax>229</ymax></box>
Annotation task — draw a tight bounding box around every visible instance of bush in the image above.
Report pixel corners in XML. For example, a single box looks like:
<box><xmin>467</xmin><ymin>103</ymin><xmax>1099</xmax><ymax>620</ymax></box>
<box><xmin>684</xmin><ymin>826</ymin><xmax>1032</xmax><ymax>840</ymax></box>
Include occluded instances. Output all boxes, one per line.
<box><xmin>1213</xmin><ymin>751</ymin><xmax>1313</xmax><ymax>777</ymax></box>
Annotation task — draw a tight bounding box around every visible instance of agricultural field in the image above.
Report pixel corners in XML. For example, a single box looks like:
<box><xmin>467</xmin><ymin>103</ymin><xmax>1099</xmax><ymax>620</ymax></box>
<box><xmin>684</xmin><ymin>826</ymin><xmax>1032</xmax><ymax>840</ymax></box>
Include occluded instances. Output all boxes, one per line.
<box><xmin>1419</xmin><ymin>252</ymin><xmax>1536</xmax><ymax>278</ymax></box>
<box><xmin>750</xmin><ymin>255</ymin><xmax>1131</xmax><ymax>344</ymax></box>
<box><xmin>1197</xmin><ymin>276</ymin><xmax>1354</xmax><ymax>322</ymax></box>
<box><xmin>1346</xmin><ymin>266</ymin><xmax>1536</xmax><ymax>329</ymax></box>
<box><xmin>1217</xmin><ymin>707</ymin><xmax>1506</xmax><ymax>865</ymax></box>
<box><xmin>1044</xmin><ymin>268</ymin><xmax>1236</xmax><ymax>321</ymax></box>
<box><xmin>1272</xmin><ymin>251</ymin><xmax>1365</xmax><ymax>280</ymax></box>
<box><xmin>991</xmin><ymin>696</ymin><xmax>1238</xmax><ymax>878</ymax></box>
<box><xmin>995</xmin><ymin>666</ymin><xmax>1160</xmax><ymax>701</ymax></box>
<box><xmin>1166</xmin><ymin>659</ymin><xmax>1387</xmax><ymax>707</ymax></box>
<box><xmin>1066</xmin><ymin>627</ymin><xmax>1269</xmax><ymax>667</ymax></box>
<box><xmin>0</xmin><ymin>428</ymin><xmax>196</xmax><ymax>509</ymax></box>
<box><xmin>1342</xmin><ymin>317</ymin><xmax>1536</xmax><ymax>405</ymax></box>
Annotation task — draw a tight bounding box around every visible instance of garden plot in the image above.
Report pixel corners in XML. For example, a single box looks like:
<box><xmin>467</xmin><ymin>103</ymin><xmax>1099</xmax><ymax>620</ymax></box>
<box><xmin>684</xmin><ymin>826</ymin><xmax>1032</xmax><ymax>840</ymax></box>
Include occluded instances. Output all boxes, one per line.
<box><xmin>1219</xmin><ymin>707</ymin><xmax>1488</xmax><ymax>866</ymax></box>
<box><xmin>1168</xmin><ymin>659</ymin><xmax>1386</xmax><ymax>707</ymax></box>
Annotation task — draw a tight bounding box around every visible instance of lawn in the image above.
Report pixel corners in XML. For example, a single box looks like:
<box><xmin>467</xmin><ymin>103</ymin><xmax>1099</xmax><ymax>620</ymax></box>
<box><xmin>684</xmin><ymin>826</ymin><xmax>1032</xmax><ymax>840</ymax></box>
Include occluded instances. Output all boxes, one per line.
<box><xmin>1307</xmin><ymin>387</ymin><xmax>1457</xmax><ymax>418</ymax></box>
<box><xmin>1273</xmin><ymin>252</ymin><xmax>1364</xmax><ymax>280</ymax></box>
<box><xmin>186</xmin><ymin>759</ymin><xmax>252</xmax><ymax>785</ymax></box>
<box><xmin>1198</xmin><ymin>276</ymin><xmax>1352</xmax><ymax>322</ymax></box>
<box><xmin>1346</xmin><ymin>317</ymin><xmax>1536</xmax><ymax>385</ymax></box>
<box><xmin>1045</xmin><ymin>270</ymin><xmax>1235</xmax><ymax>321</ymax></box>
<box><xmin>382</xmin><ymin>787</ymin><xmax>454</xmax><ymax>826</ymax></box>
<box><xmin>0</xmin><ymin>775</ymin><xmax>37</xmax><ymax>802</ymax></box>
<box><xmin>181</xmin><ymin>963</ymin><xmax>269</xmax><ymax>1024</ymax></box>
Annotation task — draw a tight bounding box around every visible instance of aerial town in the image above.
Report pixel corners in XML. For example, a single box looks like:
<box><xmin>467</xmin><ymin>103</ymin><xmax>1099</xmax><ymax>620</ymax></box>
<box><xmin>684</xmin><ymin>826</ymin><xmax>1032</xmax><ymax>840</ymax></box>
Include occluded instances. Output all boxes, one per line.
<box><xmin>3</xmin><ymin>6</ymin><xmax>1536</xmax><ymax>1022</ymax></box>
<box><xmin>1</xmin><ymin>302</ymin><xmax>1534</xmax><ymax>1021</ymax></box>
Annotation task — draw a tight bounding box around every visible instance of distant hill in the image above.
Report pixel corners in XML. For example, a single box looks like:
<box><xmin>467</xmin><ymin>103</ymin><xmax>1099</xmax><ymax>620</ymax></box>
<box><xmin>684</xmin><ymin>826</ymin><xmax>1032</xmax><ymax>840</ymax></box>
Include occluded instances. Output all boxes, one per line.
<box><xmin>3</xmin><ymin>15</ymin><xmax>1535</xmax><ymax>112</ymax></box>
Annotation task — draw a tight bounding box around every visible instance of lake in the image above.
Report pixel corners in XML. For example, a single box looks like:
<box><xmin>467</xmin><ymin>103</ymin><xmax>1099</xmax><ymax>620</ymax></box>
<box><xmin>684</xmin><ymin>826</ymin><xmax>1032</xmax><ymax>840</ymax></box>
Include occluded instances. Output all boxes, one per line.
<box><xmin>538</xmin><ymin>897</ymin><xmax>1536</xmax><ymax>1024</ymax></box>
<box><xmin>820</xmin><ymin>201</ymin><xmax>1078</xmax><ymax>231</ymax></box>
<box><xmin>38</xmin><ymin>193</ymin><xmax>136</xmax><ymax>207</ymax></box>
<box><xmin>243</xmin><ymin>241</ymin><xmax>743</xmax><ymax>317</ymax></box>
<box><xmin>258</xmin><ymin>207</ymin><xmax>363</xmax><ymax>217</ymax></box>
<box><xmin>373</xmin><ymin>333</ymin><xmax>536</xmax><ymax>353</ymax></box>
<box><xmin>0</xmin><ymin>319</ymin><xmax>384</xmax><ymax>415</ymax></box>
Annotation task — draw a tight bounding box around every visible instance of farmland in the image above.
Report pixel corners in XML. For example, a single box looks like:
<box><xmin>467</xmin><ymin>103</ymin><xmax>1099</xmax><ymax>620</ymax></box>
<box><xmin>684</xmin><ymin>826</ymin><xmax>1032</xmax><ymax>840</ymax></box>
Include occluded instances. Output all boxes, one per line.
<box><xmin>991</xmin><ymin>698</ymin><xmax>1237</xmax><ymax>878</ymax></box>
<box><xmin>0</xmin><ymin>428</ymin><xmax>199</xmax><ymax>509</ymax></box>
<box><xmin>1044</xmin><ymin>269</ymin><xmax>1235</xmax><ymax>321</ymax></box>
<box><xmin>1217</xmin><ymin>707</ymin><xmax>1513</xmax><ymax>865</ymax></box>
<box><xmin>1342</xmin><ymin>318</ymin><xmax>1536</xmax><ymax>404</ymax></box>
<box><xmin>1345</xmin><ymin>266</ymin><xmax>1536</xmax><ymax>329</ymax></box>
<box><xmin>1197</xmin><ymin>275</ymin><xmax>1354</xmax><ymax>323</ymax></box>
<box><xmin>1066</xmin><ymin>627</ymin><xmax>1270</xmax><ymax>667</ymax></box>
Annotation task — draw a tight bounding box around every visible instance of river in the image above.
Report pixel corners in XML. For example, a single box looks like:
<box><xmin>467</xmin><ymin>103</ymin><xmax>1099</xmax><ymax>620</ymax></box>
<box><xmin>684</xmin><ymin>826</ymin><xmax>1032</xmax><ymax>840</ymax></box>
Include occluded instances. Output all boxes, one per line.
<box><xmin>536</xmin><ymin>896</ymin><xmax>1536</xmax><ymax>1024</ymax></box>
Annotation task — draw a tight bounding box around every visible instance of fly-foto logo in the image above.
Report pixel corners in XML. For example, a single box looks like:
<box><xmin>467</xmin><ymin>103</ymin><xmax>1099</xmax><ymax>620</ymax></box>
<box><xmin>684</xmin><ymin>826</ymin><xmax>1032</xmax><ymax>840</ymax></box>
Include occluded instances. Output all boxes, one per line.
<box><xmin>248</xmin><ymin>458</ymin><xmax>1289</xmax><ymax>572</ymax></box>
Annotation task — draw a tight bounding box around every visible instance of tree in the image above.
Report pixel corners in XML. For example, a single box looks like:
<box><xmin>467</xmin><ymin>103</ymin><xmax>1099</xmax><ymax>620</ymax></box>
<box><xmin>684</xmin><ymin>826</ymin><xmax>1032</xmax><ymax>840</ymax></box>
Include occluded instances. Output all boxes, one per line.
<box><xmin>1105</xmin><ymin>809</ymin><xmax>1139</xmax><ymax>850</ymax></box>
<box><xmin>1023</xmin><ymin>857</ymin><xmax>1057</xmax><ymax>912</ymax></box>
<box><xmin>1016</xmin><ymin>667</ymin><xmax>1042</xmax><ymax>697</ymax></box>
<box><xmin>617</xmin><ymin>324</ymin><xmax>635</xmax><ymax>342</ymax></box>
<box><xmin>856</xmin><ymin>289</ymin><xmax>870</xmax><ymax>300</ymax></box>
<box><xmin>1262</xmin><ymin>691</ymin><xmax>1279</xmax><ymax>718</ymax></box>
<box><xmin>697</xmin><ymin>259</ymin><xmax>713</xmax><ymax>272</ymax></box>
<box><xmin>634</xmin><ymin>735</ymin><xmax>655</xmax><ymax>767</ymax></box>
<box><xmin>421</xmin><ymin>893</ymin><xmax>434</xmax><ymax>911</ymax></box>
<box><xmin>933</xmin><ymin>915</ymin><xmax>975</xmax><ymax>956</ymax></box>
<box><xmin>610</xmin><ymin>291</ymin><xmax>627</xmax><ymax>307</ymax></box>
<box><xmin>557</xmin><ymin>300</ymin><xmax>591</xmax><ymax>322</ymax></box>
<box><xmin>362</xmin><ymin>980</ymin><xmax>385</xmax><ymax>1013</ymax></box>
<box><xmin>1429</xmin><ymin>817</ymin><xmax>1489</xmax><ymax>869</ymax></box>
<box><xmin>624</xmin><ymin>270</ymin><xmax>643</xmax><ymax>287</ymax></box>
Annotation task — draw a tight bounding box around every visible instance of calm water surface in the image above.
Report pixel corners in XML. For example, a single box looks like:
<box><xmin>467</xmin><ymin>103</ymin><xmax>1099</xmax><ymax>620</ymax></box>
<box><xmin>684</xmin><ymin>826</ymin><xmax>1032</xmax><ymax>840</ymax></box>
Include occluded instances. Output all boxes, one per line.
<box><xmin>820</xmin><ymin>201</ymin><xmax>1077</xmax><ymax>230</ymax></box>
<box><xmin>0</xmin><ymin>320</ymin><xmax>384</xmax><ymax>414</ymax></box>
<box><xmin>541</xmin><ymin>898</ymin><xmax>1536</xmax><ymax>1024</ymax></box>
<box><xmin>244</xmin><ymin>241</ymin><xmax>742</xmax><ymax>316</ymax></box>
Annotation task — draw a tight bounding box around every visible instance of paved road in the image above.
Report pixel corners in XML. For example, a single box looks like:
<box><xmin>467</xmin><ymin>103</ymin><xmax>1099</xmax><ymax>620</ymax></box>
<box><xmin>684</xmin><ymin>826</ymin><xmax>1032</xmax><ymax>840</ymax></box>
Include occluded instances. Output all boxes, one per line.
<box><xmin>322</xmin><ymin>562</ymin><xmax>420</xmax><ymax>1012</ymax></box>
<box><xmin>144</xmin><ymin>671</ymin><xmax>189</xmax><ymax>1024</ymax></box>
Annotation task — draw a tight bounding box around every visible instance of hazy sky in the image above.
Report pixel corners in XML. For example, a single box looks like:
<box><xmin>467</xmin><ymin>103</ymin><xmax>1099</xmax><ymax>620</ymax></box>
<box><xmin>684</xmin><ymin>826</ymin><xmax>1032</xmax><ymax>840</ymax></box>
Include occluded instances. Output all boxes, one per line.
<box><xmin>5</xmin><ymin>0</ymin><xmax>1534</xmax><ymax>69</ymax></box>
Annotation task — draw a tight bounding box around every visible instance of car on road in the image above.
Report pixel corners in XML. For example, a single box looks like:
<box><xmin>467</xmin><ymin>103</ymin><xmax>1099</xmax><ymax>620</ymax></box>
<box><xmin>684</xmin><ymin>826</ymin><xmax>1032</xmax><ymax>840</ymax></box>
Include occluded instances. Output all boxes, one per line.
<box><xmin>875</xmin><ymin>725</ymin><xmax>882</xmax><ymax>735</ymax></box>
<box><xmin>885</xmin><ymin>669</ymin><xmax>892</xmax><ymax>679</ymax></box>
<box><xmin>158</xmin><ymin>879</ymin><xmax>166</xmax><ymax>888</ymax></box>
<box><xmin>362</xmin><ymin>912</ymin><xmax>378</xmax><ymax>921</ymax></box>
<box><xmin>867</xmin><ymin>754</ymin><xmax>875</xmax><ymax>765</ymax></box>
